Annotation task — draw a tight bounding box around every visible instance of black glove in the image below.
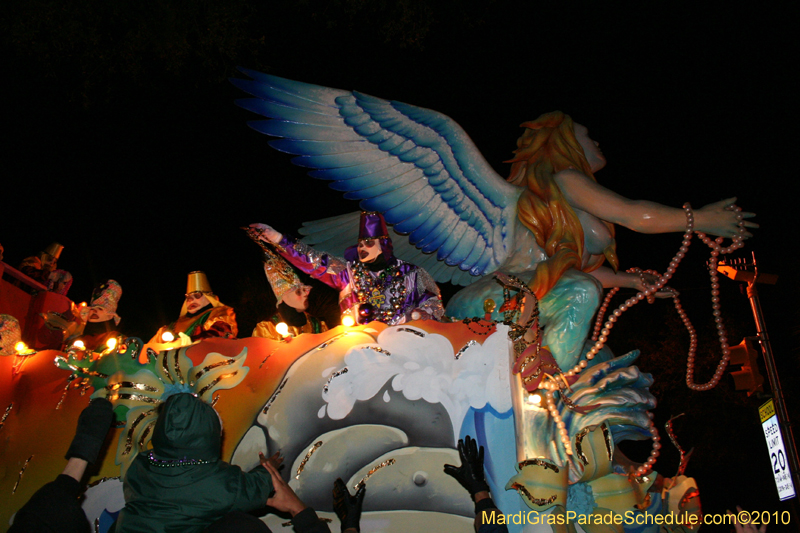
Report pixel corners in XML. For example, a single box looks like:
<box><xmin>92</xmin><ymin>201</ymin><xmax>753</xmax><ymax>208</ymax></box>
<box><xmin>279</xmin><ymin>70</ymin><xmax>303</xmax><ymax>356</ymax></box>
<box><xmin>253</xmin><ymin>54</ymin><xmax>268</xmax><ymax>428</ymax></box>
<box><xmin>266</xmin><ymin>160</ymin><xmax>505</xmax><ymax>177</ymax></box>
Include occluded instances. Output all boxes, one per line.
<box><xmin>333</xmin><ymin>477</ymin><xmax>366</xmax><ymax>532</ymax></box>
<box><xmin>65</xmin><ymin>398</ymin><xmax>113</xmax><ymax>464</ymax></box>
<box><xmin>443</xmin><ymin>435</ymin><xmax>490</xmax><ymax>496</ymax></box>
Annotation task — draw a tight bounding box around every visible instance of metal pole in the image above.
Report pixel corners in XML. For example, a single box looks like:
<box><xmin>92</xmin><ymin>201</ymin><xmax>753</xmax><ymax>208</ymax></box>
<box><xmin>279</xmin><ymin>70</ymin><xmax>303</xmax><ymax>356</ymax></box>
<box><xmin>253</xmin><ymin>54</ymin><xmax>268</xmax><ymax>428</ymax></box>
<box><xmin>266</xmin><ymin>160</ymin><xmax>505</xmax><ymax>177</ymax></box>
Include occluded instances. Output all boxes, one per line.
<box><xmin>746</xmin><ymin>281</ymin><xmax>800</xmax><ymax>498</ymax></box>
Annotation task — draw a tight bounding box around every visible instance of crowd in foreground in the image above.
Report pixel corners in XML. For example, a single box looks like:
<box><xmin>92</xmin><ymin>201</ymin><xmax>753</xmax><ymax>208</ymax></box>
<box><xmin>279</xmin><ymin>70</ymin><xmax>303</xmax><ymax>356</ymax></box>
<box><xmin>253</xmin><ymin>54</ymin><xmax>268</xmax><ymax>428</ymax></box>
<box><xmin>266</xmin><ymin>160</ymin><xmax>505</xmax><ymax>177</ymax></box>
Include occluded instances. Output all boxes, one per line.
<box><xmin>9</xmin><ymin>395</ymin><xmax>509</xmax><ymax>533</ymax></box>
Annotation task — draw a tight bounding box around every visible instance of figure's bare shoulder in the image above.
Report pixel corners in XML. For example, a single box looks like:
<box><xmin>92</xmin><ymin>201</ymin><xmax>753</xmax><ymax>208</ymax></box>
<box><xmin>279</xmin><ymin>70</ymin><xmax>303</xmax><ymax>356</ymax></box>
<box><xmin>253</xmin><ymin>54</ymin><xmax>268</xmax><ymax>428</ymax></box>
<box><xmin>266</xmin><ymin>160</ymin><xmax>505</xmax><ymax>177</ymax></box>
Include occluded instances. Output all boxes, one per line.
<box><xmin>553</xmin><ymin>169</ymin><xmax>635</xmax><ymax>226</ymax></box>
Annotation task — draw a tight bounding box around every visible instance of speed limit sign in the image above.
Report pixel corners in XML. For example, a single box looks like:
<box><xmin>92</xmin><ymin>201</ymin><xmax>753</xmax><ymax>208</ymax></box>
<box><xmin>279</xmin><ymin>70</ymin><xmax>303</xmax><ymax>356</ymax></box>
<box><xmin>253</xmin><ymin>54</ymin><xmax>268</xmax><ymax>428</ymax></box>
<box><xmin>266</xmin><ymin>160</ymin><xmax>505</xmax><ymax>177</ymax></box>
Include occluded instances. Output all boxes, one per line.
<box><xmin>760</xmin><ymin>399</ymin><xmax>796</xmax><ymax>500</ymax></box>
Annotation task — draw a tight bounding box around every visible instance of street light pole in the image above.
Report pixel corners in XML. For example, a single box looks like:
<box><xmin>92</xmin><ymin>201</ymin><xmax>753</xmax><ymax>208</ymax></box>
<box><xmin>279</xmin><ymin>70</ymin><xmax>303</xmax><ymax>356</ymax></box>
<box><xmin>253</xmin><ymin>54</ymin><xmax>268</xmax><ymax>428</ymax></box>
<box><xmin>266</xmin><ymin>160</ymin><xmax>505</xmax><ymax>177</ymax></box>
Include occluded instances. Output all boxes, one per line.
<box><xmin>719</xmin><ymin>255</ymin><xmax>800</xmax><ymax>502</ymax></box>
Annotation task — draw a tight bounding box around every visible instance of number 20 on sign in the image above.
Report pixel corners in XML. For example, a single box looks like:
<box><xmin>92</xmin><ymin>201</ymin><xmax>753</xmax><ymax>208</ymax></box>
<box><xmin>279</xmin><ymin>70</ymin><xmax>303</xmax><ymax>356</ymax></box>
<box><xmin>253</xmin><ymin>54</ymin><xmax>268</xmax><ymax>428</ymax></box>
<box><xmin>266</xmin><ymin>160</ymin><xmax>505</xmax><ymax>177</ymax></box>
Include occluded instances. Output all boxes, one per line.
<box><xmin>760</xmin><ymin>399</ymin><xmax>796</xmax><ymax>501</ymax></box>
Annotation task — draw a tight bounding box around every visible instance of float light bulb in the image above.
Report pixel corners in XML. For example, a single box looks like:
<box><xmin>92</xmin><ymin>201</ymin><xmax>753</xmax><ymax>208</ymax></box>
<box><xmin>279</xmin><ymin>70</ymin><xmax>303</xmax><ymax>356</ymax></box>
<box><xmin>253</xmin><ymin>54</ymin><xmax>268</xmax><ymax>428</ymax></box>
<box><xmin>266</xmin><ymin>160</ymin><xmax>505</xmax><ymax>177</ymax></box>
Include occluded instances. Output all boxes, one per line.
<box><xmin>342</xmin><ymin>315</ymin><xmax>355</xmax><ymax>327</ymax></box>
<box><xmin>73</xmin><ymin>340</ymin><xmax>85</xmax><ymax>350</ymax></box>
<box><xmin>527</xmin><ymin>393</ymin><xmax>542</xmax><ymax>406</ymax></box>
<box><xmin>275</xmin><ymin>322</ymin><xmax>290</xmax><ymax>337</ymax></box>
<box><xmin>161</xmin><ymin>331</ymin><xmax>175</xmax><ymax>343</ymax></box>
<box><xmin>106</xmin><ymin>337</ymin><xmax>117</xmax><ymax>350</ymax></box>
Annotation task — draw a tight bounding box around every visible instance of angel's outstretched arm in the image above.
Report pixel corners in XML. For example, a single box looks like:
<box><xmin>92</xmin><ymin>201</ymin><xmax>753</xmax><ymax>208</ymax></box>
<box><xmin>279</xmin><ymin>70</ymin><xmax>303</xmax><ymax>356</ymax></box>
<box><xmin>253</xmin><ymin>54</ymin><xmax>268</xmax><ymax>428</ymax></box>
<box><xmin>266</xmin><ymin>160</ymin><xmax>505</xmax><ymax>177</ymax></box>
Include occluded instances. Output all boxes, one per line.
<box><xmin>588</xmin><ymin>266</ymin><xmax>676</xmax><ymax>297</ymax></box>
<box><xmin>554</xmin><ymin>170</ymin><xmax>757</xmax><ymax>238</ymax></box>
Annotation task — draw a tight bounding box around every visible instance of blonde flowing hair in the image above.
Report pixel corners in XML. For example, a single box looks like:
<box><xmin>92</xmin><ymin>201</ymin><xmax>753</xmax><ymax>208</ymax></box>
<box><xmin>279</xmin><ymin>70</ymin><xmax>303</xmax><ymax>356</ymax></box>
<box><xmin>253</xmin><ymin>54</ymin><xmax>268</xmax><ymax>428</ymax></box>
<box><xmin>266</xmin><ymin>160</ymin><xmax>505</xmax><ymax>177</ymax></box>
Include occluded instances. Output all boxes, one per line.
<box><xmin>506</xmin><ymin>111</ymin><xmax>618</xmax><ymax>299</ymax></box>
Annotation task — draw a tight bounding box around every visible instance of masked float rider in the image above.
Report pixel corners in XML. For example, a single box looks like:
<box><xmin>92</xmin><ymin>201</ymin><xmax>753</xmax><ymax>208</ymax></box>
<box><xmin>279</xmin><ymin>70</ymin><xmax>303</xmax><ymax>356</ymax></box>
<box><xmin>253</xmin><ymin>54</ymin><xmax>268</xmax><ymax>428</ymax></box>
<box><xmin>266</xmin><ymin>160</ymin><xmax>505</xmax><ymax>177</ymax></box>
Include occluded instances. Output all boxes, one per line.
<box><xmin>250</xmin><ymin>212</ymin><xmax>444</xmax><ymax>326</ymax></box>
<box><xmin>151</xmin><ymin>271</ymin><xmax>237</xmax><ymax>343</ymax></box>
<box><xmin>251</xmin><ymin>244</ymin><xmax>328</xmax><ymax>340</ymax></box>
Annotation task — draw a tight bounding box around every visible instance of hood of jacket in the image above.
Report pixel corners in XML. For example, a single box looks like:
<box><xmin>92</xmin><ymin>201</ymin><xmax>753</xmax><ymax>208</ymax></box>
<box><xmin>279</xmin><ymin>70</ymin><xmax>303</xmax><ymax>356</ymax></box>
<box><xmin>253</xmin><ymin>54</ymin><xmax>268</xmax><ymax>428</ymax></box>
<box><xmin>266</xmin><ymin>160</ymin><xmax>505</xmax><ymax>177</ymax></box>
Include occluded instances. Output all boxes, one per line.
<box><xmin>151</xmin><ymin>393</ymin><xmax>221</xmax><ymax>461</ymax></box>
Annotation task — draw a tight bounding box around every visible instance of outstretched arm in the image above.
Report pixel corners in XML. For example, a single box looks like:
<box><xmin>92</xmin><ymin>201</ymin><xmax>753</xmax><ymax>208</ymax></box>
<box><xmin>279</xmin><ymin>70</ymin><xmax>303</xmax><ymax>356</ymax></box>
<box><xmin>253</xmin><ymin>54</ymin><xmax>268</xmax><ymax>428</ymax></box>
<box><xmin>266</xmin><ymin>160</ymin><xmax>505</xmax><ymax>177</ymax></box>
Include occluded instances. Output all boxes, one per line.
<box><xmin>588</xmin><ymin>266</ymin><xmax>676</xmax><ymax>297</ymax></box>
<box><xmin>249</xmin><ymin>223</ymin><xmax>350</xmax><ymax>291</ymax></box>
<box><xmin>554</xmin><ymin>170</ymin><xmax>757</xmax><ymax>238</ymax></box>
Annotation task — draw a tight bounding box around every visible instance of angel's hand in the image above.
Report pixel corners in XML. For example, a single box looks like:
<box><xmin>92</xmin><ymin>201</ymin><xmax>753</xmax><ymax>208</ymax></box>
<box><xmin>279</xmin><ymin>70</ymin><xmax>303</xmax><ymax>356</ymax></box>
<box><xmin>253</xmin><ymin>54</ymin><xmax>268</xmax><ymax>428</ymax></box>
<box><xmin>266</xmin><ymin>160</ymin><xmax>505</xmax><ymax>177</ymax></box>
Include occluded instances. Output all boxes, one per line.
<box><xmin>695</xmin><ymin>198</ymin><xmax>757</xmax><ymax>239</ymax></box>
<box><xmin>636</xmin><ymin>272</ymin><xmax>678</xmax><ymax>299</ymax></box>
<box><xmin>249</xmin><ymin>223</ymin><xmax>283</xmax><ymax>244</ymax></box>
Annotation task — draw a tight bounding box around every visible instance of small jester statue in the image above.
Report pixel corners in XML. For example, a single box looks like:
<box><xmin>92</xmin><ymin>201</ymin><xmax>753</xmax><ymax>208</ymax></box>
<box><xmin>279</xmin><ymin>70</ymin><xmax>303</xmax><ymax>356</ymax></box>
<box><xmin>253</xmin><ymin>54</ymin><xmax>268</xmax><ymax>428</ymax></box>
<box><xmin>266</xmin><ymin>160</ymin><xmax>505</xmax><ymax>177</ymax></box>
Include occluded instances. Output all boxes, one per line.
<box><xmin>151</xmin><ymin>271</ymin><xmax>238</xmax><ymax>343</ymax></box>
<box><xmin>250</xmin><ymin>243</ymin><xmax>328</xmax><ymax>340</ymax></box>
<box><xmin>250</xmin><ymin>212</ymin><xmax>443</xmax><ymax>326</ymax></box>
<box><xmin>18</xmin><ymin>242</ymin><xmax>73</xmax><ymax>295</ymax></box>
<box><xmin>69</xmin><ymin>279</ymin><xmax>123</xmax><ymax>351</ymax></box>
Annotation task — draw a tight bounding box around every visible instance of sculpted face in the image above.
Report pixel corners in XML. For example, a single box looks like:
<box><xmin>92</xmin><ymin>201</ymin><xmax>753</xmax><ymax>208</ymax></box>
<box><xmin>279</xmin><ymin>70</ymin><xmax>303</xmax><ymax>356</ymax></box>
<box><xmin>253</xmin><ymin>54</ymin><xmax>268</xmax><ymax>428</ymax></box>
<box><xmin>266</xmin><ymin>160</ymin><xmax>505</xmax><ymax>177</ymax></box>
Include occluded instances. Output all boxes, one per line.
<box><xmin>573</xmin><ymin>123</ymin><xmax>606</xmax><ymax>173</ymax></box>
<box><xmin>41</xmin><ymin>253</ymin><xmax>57</xmax><ymax>270</ymax></box>
<box><xmin>282</xmin><ymin>284</ymin><xmax>311</xmax><ymax>312</ymax></box>
<box><xmin>185</xmin><ymin>291</ymin><xmax>210</xmax><ymax>314</ymax></box>
<box><xmin>87</xmin><ymin>307</ymin><xmax>112</xmax><ymax>322</ymax></box>
<box><xmin>357</xmin><ymin>239</ymin><xmax>382</xmax><ymax>263</ymax></box>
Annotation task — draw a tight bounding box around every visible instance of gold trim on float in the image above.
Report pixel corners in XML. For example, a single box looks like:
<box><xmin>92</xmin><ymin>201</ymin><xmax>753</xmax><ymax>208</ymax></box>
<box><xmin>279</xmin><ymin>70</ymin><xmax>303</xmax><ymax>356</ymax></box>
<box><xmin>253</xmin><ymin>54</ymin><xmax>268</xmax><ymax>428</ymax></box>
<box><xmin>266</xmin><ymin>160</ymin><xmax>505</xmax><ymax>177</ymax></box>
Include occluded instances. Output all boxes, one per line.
<box><xmin>574</xmin><ymin>428</ymin><xmax>591</xmax><ymax>466</ymax></box>
<box><xmin>354</xmin><ymin>458</ymin><xmax>396</xmax><ymax>490</ymax></box>
<box><xmin>115</xmin><ymin>393</ymin><xmax>160</xmax><ymax>404</ymax></box>
<box><xmin>197</xmin><ymin>371</ymin><xmax>238</xmax><ymax>397</ymax></box>
<box><xmin>123</xmin><ymin>409</ymin><xmax>155</xmax><ymax>455</ymax></box>
<box><xmin>161</xmin><ymin>351</ymin><xmax>171</xmax><ymax>379</ymax></box>
<box><xmin>602</xmin><ymin>424</ymin><xmax>613</xmax><ymax>461</ymax></box>
<box><xmin>518</xmin><ymin>458</ymin><xmax>559</xmax><ymax>473</ymax></box>
<box><xmin>296</xmin><ymin>441</ymin><xmax>323</xmax><ymax>479</ymax></box>
<box><xmin>509</xmin><ymin>482</ymin><xmax>556</xmax><ymax>506</ymax></box>
<box><xmin>173</xmin><ymin>349</ymin><xmax>184</xmax><ymax>385</ymax></box>
<box><xmin>108</xmin><ymin>381</ymin><xmax>159</xmax><ymax>392</ymax></box>
<box><xmin>316</xmin><ymin>333</ymin><xmax>348</xmax><ymax>351</ymax></box>
<box><xmin>454</xmin><ymin>340</ymin><xmax>478</xmax><ymax>360</ymax></box>
<box><xmin>0</xmin><ymin>402</ymin><xmax>12</xmax><ymax>431</ymax></box>
<box><xmin>193</xmin><ymin>358</ymin><xmax>237</xmax><ymax>383</ymax></box>
<box><xmin>138</xmin><ymin>421</ymin><xmax>155</xmax><ymax>451</ymax></box>
<box><xmin>12</xmin><ymin>455</ymin><xmax>33</xmax><ymax>494</ymax></box>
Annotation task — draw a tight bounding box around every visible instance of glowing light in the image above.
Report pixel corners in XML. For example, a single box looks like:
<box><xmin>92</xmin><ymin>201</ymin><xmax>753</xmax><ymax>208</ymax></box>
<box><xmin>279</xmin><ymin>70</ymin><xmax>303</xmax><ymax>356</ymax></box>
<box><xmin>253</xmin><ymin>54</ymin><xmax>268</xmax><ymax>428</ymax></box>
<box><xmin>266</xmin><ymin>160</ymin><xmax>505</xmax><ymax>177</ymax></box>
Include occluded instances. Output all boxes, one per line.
<box><xmin>72</xmin><ymin>340</ymin><xmax>86</xmax><ymax>350</ymax></box>
<box><xmin>275</xmin><ymin>322</ymin><xmax>290</xmax><ymax>337</ymax></box>
<box><xmin>161</xmin><ymin>331</ymin><xmax>175</xmax><ymax>342</ymax></box>
<box><xmin>14</xmin><ymin>342</ymin><xmax>29</xmax><ymax>354</ymax></box>
<box><xmin>527</xmin><ymin>393</ymin><xmax>542</xmax><ymax>406</ymax></box>
<box><xmin>79</xmin><ymin>302</ymin><xmax>87</xmax><ymax>307</ymax></box>
<box><xmin>341</xmin><ymin>315</ymin><xmax>356</xmax><ymax>327</ymax></box>
<box><xmin>106</xmin><ymin>337</ymin><xmax>117</xmax><ymax>350</ymax></box>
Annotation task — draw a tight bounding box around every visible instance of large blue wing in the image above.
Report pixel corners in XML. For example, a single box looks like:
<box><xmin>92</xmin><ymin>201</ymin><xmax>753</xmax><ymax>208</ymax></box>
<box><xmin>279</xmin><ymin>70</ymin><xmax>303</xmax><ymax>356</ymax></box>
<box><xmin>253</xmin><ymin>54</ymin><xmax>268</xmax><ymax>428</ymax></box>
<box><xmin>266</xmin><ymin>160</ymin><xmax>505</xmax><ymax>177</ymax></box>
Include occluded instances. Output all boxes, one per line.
<box><xmin>232</xmin><ymin>70</ymin><xmax>523</xmax><ymax>278</ymax></box>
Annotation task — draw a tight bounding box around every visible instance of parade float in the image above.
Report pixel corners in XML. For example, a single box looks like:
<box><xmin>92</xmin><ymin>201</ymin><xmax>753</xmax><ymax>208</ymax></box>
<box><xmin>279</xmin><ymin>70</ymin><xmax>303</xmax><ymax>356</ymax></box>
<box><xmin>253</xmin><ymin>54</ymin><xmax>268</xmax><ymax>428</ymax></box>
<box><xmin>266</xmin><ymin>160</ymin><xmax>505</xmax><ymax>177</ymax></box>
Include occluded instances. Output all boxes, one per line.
<box><xmin>0</xmin><ymin>72</ymin><xmax>756</xmax><ymax>532</ymax></box>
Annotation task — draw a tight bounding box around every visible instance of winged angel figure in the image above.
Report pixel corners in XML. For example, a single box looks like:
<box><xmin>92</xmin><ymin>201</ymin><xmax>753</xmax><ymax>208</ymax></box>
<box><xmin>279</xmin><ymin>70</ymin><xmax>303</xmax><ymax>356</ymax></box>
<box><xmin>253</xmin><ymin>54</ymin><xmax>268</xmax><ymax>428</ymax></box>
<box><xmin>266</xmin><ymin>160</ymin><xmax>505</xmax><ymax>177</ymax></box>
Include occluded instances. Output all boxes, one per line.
<box><xmin>232</xmin><ymin>71</ymin><xmax>755</xmax><ymax>370</ymax></box>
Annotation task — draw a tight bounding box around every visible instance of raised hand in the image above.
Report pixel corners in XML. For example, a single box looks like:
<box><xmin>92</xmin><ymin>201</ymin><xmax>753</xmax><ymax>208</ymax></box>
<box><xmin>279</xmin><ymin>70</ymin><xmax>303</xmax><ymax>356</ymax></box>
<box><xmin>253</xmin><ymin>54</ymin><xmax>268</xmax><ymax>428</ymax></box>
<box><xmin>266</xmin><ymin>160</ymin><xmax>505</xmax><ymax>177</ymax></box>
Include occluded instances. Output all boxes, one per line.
<box><xmin>263</xmin><ymin>460</ymin><xmax>306</xmax><ymax>517</ymax></box>
<box><xmin>332</xmin><ymin>478</ymin><xmax>366</xmax><ymax>532</ymax></box>
<box><xmin>443</xmin><ymin>435</ymin><xmax>490</xmax><ymax>496</ymax></box>
<box><xmin>248</xmin><ymin>223</ymin><xmax>283</xmax><ymax>244</ymax></box>
<box><xmin>259</xmin><ymin>451</ymin><xmax>283</xmax><ymax>470</ymax></box>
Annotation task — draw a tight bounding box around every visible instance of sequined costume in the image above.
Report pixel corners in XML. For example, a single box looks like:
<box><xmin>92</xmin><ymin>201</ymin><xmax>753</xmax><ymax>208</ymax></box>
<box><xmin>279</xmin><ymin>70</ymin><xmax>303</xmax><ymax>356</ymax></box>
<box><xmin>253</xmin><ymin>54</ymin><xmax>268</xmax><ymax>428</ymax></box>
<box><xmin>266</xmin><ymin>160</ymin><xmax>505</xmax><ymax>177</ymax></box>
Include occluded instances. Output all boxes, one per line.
<box><xmin>273</xmin><ymin>235</ymin><xmax>443</xmax><ymax>325</ymax></box>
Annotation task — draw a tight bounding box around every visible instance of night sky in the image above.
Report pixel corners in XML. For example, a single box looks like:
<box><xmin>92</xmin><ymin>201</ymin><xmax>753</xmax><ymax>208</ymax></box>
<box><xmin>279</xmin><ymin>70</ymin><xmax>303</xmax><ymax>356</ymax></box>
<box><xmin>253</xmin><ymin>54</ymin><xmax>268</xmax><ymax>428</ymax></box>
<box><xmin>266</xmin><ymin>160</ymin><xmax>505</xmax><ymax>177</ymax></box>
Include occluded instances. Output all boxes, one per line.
<box><xmin>3</xmin><ymin>1</ymin><xmax>798</xmax><ymax>522</ymax></box>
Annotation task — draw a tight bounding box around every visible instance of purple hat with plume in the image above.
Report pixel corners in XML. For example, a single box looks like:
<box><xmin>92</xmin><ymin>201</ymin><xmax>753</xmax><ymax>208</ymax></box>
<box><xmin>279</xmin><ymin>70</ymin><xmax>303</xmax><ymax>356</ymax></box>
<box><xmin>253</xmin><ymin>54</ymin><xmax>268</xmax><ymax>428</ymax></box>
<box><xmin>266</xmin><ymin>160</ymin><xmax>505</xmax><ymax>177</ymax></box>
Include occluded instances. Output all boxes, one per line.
<box><xmin>344</xmin><ymin>212</ymin><xmax>394</xmax><ymax>262</ymax></box>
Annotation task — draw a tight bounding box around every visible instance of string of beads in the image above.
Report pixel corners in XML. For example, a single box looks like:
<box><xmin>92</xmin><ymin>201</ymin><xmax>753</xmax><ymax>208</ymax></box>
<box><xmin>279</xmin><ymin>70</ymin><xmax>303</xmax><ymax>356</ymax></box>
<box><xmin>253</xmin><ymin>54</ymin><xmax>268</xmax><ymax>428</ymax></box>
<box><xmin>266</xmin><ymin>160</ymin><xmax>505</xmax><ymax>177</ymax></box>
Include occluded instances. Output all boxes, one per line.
<box><xmin>569</xmin><ymin>203</ymin><xmax>744</xmax><ymax>475</ymax></box>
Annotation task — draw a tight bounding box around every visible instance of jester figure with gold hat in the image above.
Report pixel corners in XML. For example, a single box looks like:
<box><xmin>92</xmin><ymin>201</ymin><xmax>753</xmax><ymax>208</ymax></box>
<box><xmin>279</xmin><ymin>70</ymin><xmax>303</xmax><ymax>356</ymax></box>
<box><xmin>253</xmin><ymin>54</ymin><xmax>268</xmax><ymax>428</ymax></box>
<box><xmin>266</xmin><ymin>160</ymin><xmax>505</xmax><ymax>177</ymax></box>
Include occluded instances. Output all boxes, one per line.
<box><xmin>249</xmin><ymin>211</ymin><xmax>443</xmax><ymax>326</ymax></box>
<box><xmin>18</xmin><ymin>242</ymin><xmax>73</xmax><ymax>296</ymax></box>
<box><xmin>151</xmin><ymin>271</ymin><xmax>238</xmax><ymax>343</ymax></box>
<box><xmin>66</xmin><ymin>279</ymin><xmax>124</xmax><ymax>351</ymax></box>
<box><xmin>249</xmin><ymin>243</ymin><xmax>328</xmax><ymax>340</ymax></box>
